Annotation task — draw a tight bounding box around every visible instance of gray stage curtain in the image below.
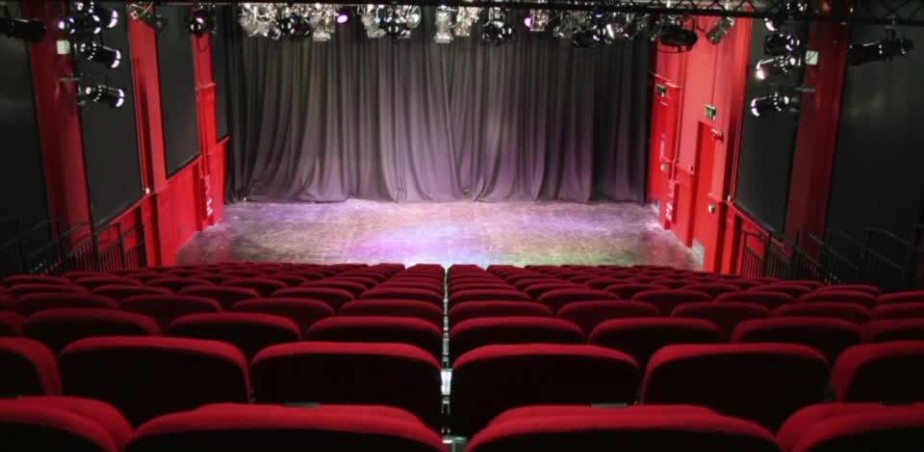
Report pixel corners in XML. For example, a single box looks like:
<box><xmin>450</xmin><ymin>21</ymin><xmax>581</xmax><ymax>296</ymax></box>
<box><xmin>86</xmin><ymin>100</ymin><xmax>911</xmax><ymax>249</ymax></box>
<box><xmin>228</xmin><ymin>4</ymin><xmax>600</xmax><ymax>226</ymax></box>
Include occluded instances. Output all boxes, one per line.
<box><xmin>227</xmin><ymin>9</ymin><xmax>651</xmax><ymax>202</ymax></box>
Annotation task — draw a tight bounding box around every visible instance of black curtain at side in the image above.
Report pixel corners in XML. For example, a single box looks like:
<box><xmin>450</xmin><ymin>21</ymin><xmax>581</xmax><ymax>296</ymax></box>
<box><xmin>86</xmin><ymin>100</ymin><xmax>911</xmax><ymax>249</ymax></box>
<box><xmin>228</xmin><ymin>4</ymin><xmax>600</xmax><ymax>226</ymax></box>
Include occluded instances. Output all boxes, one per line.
<box><xmin>227</xmin><ymin>9</ymin><xmax>651</xmax><ymax>203</ymax></box>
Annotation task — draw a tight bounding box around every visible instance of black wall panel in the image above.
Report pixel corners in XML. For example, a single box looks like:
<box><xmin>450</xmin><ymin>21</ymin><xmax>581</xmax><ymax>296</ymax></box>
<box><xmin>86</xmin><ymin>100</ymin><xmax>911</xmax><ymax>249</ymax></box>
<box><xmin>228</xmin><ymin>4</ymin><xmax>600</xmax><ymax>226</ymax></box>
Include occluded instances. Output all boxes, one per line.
<box><xmin>212</xmin><ymin>6</ymin><xmax>231</xmax><ymax>140</ymax></box>
<box><xmin>734</xmin><ymin>25</ymin><xmax>803</xmax><ymax>232</ymax></box>
<box><xmin>0</xmin><ymin>2</ymin><xmax>49</xmax><ymax>231</ymax></box>
<box><xmin>77</xmin><ymin>2</ymin><xmax>143</xmax><ymax>225</ymax></box>
<box><xmin>158</xmin><ymin>5</ymin><xmax>201</xmax><ymax>176</ymax></box>
<box><xmin>827</xmin><ymin>25</ymin><xmax>924</xmax><ymax>242</ymax></box>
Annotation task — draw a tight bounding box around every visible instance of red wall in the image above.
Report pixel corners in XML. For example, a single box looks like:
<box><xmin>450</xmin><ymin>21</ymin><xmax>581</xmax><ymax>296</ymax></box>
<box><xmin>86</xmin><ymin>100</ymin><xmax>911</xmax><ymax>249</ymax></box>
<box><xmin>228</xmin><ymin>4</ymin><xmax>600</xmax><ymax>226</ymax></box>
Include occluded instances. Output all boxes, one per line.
<box><xmin>25</xmin><ymin>1</ymin><xmax>226</xmax><ymax>266</ymax></box>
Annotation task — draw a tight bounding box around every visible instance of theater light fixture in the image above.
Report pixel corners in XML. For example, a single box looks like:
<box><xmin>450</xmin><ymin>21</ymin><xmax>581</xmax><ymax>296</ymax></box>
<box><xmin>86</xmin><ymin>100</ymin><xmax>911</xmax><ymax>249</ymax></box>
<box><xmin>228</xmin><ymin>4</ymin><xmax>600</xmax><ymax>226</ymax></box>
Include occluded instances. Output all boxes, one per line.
<box><xmin>0</xmin><ymin>16</ymin><xmax>46</xmax><ymax>42</ymax></box>
<box><xmin>188</xmin><ymin>3</ymin><xmax>217</xmax><ymax>36</ymax></box>
<box><xmin>764</xmin><ymin>30</ymin><xmax>801</xmax><ymax>56</ymax></box>
<box><xmin>77</xmin><ymin>41</ymin><xmax>122</xmax><ymax>68</ymax></box>
<box><xmin>79</xmin><ymin>83</ymin><xmax>126</xmax><ymax>108</ymax></box>
<box><xmin>278</xmin><ymin>7</ymin><xmax>312</xmax><ymax>38</ymax></box>
<box><xmin>706</xmin><ymin>16</ymin><xmax>734</xmax><ymax>44</ymax></box>
<box><xmin>524</xmin><ymin>2</ymin><xmax>551</xmax><ymax>32</ymax></box>
<box><xmin>571</xmin><ymin>9</ymin><xmax>616</xmax><ymax>48</ymax></box>
<box><xmin>452</xmin><ymin>5</ymin><xmax>480</xmax><ymax>37</ymax></box>
<box><xmin>482</xmin><ymin>7</ymin><xmax>514</xmax><ymax>44</ymax></box>
<box><xmin>750</xmin><ymin>89</ymin><xmax>799</xmax><ymax>117</ymax></box>
<box><xmin>848</xmin><ymin>29</ymin><xmax>914</xmax><ymax>66</ymax></box>
<box><xmin>755</xmin><ymin>53</ymin><xmax>801</xmax><ymax>80</ymax></box>
<box><xmin>434</xmin><ymin>6</ymin><xmax>454</xmax><ymax>43</ymax></box>
<box><xmin>128</xmin><ymin>3</ymin><xmax>167</xmax><ymax>32</ymax></box>
<box><xmin>658</xmin><ymin>16</ymin><xmax>698</xmax><ymax>51</ymax></box>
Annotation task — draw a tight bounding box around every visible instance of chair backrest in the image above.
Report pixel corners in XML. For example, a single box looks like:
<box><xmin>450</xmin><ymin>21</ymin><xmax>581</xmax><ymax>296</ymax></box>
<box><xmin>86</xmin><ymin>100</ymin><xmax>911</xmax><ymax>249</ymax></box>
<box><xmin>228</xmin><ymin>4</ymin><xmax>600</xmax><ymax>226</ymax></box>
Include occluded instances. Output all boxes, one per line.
<box><xmin>775</xmin><ymin>302</ymin><xmax>872</xmax><ymax>325</ymax></box>
<box><xmin>339</xmin><ymin>300</ymin><xmax>444</xmax><ymax>327</ymax></box>
<box><xmin>147</xmin><ymin>278</ymin><xmax>214</xmax><ymax>293</ymax></box>
<box><xmin>589</xmin><ymin>317</ymin><xmax>723</xmax><ymax>366</ymax></box>
<box><xmin>777</xmin><ymin>403</ymin><xmax>924</xmax><ymax>452</ymax></box>
<box><xmin>537</xmin><ymin>289</ymin><xmax>617</xmax><ymax>312</ymax></box>
<box><xmin>557</xmin><ymin>300</ymin><xmax>661</xmax><ymax>336</ymax></box>
<box><xmin>252</xmin><ymin>342</ymin><xmax>442</xmax><ymax>427</ymax></box>
<box><xmin>449</xmin><ymin>301</ymin><xmax>552</xmax><ymax>325</ymax></box>
<box><xmin>305</xmin><ymin>316</ymin><xmax>443</xmax><ymax>359</ymax></box>
<box><xmin>814</xmin><ymin>284</ymin><xmax>882</xmax><ymax>296</ymax></box>
<box><xmin>120</xmin><ymin>295</ymin><xmax>222</xmax><ymax>329</ymax></box>
<box><xmin>221</xmin><ymin>277</ymin><xmax>287</xmax><ymax>297</ymax></box>
<box><xmin>832</xmin><ymin>340</ymin><xmax>924</xmax><ymax>403</ymax></box>
<box><xmin>451</xmin><ymin>344</ymin><xmax>639</xmax><ymax>436</ymax></box>
<box><xmin>360</xmin><ymin>288</ymin><xmax>444</xmax><ymax>306</ymax></box>
<box><xmin>872</xmin><ymin>302</ymin><xmax>924</xmax><ymax>320</ymax></box>
<box><xmin>273</xmin><ymin>287</ymin><xmax>354</xmax><ymax>309</ymax></box>
<box><xmin>782</xmin><ymin>403</ymin><xmax>924</xmax><ymax>452</ymax></box>
<box><xmin>449</xmin><ymin>316</ymin><xmax>585</xmax><ymax>362</ymax></box>
<box><xmin>0</xmin><ymin>396</ymin><xmax>133</xmax><ymax>451</ymax></box>
<box><xmin>24</xmin><ymin>308</ymin><xmax>161</xmax><ymax>353</ymax></box>
<box><xmin>60</xmin><ymin>336</ymin><xmax>251</xmax><ymax>426</ymax></box>
<box><xmin>642</xmin><ymin>343</ymin><xmax>829</xmax><ymax>430</ymax></box>
<box><xmin>717</xmin><ymin>290</ymin><xmax>796</xmax><ymax>310</ymax></box>
<box><xmin>680</xmin><ymin>283</ymin><xmax>742</xmax><ymax>298</ymax></box>
<box><xmin>631</xmin><ymin>290</ymin><xmax>712</xmax><ymax>314</ymax></box>
<box><xmin>0</xmin><ymin>337</ymin><xmax>61</xmax><ymax>395</ymax></box>
<box><xmin>467</xmin><ymin>405</ymin><xmax>779</xmax><ymax>452</ymax></box>
<box><xmin>0</xmin><ymin>311</ymin><xmax>25</xmax><ymax>336</ymax></box>
<box><xmin>231</xmin><ymin>297</ymin><xmax>334</xmax><ymax>336</ymax></box>
<box><xmin>798</xmin><ymin>291</ymin><xmax>878</xmax><ymax>308</ymax></box>
<box><xmin>178</xmin><ymin>285</ymin><xmax>261</xmax><ymax>309</ymax></box>
<box><xmin>14</xmin><ymin>293</ymin><xmax>118</xmax><ymax>316</ymax></box>
<box><xmin>860</xmin><ymin>319</ymin><xmax>924</xmax><ymax>343</ymax></box>
<box><xmin>125</xmin><ymin>404</ymin><xmax>446</xmax><ymax>452</ymax></box>
<box><xmin>732</xmin><ymin>317</ymin><xmax>861</xmax><ymax>363</ymax></box>
<box><xmin>300</xmin><ymin>280</ymin><xmax>368</xmax><ymax>297</ymax></box>
<box><xmin>93</xmin><ymin>285</ymin><xmax>171</xmax><ymax>301</ymax></box>
<box><xmin>672</xmin><ymin>302</ymin><xmax>771</xmax><ymax>337</ymax></box>
<box><xmin>3</xmin><ymin>275</ymin><xmax>73</xmax><ymax>287</ymax></box>
<box><xmin>877</xmin><ymin>290</ymin><xmax>924</xmax><ymax>305</ymax></box>
<box><xmin>167</xmin><ymin>312</ymin><xmax>301</xmax><ymax>359</ymax></box>
<box><xmin>451</xmin><ymin>289</ymin><xmax>531</xmax><ymax>305</ymax></box>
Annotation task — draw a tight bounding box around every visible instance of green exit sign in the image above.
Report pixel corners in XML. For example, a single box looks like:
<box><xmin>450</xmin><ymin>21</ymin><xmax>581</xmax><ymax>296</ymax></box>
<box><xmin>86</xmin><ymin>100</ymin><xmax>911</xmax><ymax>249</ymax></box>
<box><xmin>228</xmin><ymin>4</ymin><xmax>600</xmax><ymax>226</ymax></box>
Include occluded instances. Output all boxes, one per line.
<box><xmin>705</xmin><ymin>104</ymin><xmax>718</xmax><ymax>121</ymax></box>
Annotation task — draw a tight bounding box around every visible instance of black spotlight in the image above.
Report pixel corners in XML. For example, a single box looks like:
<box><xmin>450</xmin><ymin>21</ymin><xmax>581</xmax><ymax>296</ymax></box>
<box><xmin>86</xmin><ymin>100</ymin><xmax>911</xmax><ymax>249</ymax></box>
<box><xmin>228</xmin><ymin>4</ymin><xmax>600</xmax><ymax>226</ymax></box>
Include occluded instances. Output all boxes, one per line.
<box><xmin>659</xmin><ymin>17</ymin><xmax>698</xmax><ymax>51</ymax></box>
<box><xmin>77</xmin><ymin>41</ymin><xmax>122</xmax><ymax>68</ymax></box>
<box><xmin>278</xmin><ymin>11</ymin><xmax>312</xmax><ymax>38</ymax></box>
<box><xmin>706</xmin><ymin>16</ymin><xmax>735</xmax><ymax>45</ymax></box>
<box><xmin>58</xmin><ymin>11</ymin><xmax>102</xmax><ymax>38</ymax></box>
<box><xmin>80</xmin><ymin>84</ymin><xmax>126</xmax><ymax>108</ymax></box>
<box><xmin>572</xmin><ymin>9</ymin><xmax>615</xmax><ymax>48</ymax></box>
<box><xmin>128</xmin><ymin>3</ymin><xmax>168</xmax><ymax>32</ymax></box>
<box><xmin>188</xmin><ymin>4</ymin><xmax>216</xmax><ymax>36</ymax></box>
<box><xmin>755</xmin><ymin>54</ymin><xmax>801</xmax><ymax>80</ymax></box>
<box><xmin>482</xmin><ymin>8</ymin><xmax>514</xmax><ymax>44</ymax></box>
<box><xmin>764</xmin><ymin>30</ymin><xmax>801</xmax><ymax>56</ymax></box>
<box><xmin>76</xmin><ymin>1</ymin><xmax>118</xmax><ymax>29</ymax></box>
<box><xmin>0</xmin><ymin>17</ymin><xmax>46</xmax><ymax>42</ymax></box>
<box><xmin>750</xmin><ymin>89</ymin><xmax>799</xmax><ymax>117</ymax></box>
<box><xmin>849</xmin><ymin>29</ymin><xmax>914</xmax><ymax>66</ymax></box>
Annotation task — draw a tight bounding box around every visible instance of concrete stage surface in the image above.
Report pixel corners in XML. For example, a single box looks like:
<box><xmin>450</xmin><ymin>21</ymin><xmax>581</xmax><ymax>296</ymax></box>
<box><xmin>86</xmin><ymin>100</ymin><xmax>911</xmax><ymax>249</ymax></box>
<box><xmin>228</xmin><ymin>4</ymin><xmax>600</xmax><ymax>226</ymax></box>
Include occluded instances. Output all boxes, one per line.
<box><xmin>178</xmin><ymin>200</ymin><xmax>701</xmax><ymax>268</ymax></box>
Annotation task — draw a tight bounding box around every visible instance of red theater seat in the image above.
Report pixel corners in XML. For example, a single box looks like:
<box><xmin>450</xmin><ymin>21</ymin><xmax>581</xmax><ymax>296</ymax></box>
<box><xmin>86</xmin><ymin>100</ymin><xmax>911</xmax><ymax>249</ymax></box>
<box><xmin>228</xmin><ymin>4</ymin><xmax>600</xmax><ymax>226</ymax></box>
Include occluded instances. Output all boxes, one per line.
<box><xmin>590</xmin><ymin>318</ymin><xmax>722</xmax><ymax>366</ymax></box>
<box><xmin>754</xmin><ymin>283</ymin><xmax>815</xmax><ymax>298</ymax></box>
<box><xmin>732</xmin><ymin>317</ymin><xmax>861</xmax><ymax>363</ymax></box>
<box><xmin>467</xmin><ymin>405</ymin><xmax>779</xmax><ymax>452</ymax></box>
<box><xmin>75</xmin><ymin>276</ymin><xmax>141</xmax><ymax>290</ymax></box>
<box><xmin>717</xmin><ymin>290</ymin><xmax>796</xmax><ymax>309</ymax></box>
<box><xmin>167</xmin><ymin>313</ymin><xmax>301</xmax><ymax>358</ymax></box>
<box><xmin>361</xmin><ymin>288</ymin><xmax>443</xmax><ymax>306</ymax></box>
<box><xmin>775</xmin><ymin>302</ymin><xmax>872</xmax><ymax>324</ymax></box>
<box><xmin>680</xmin><ymin>282</ymin><xmax>742</xmax><ymax>298</ymax></box>
<box><xmin>13</xmin><ymin>293</ymin><xmax>118</xmax><ymax>316</ymax></box>
<box><xmin>877</xmin><ymin>290</ymin><xmax>924</xmax><ymax>305</ymax></box>
<box><xmin>273</xmin><ymin>287</ymin><xmax>354</xmax><ymax>309</ymax></box>
<box><xmin>3</xmin><ymin>274</ymin><xmax>72</xmax><ymax>287</ymax></box>
<box><xmin>23</xmin><ymin>308</ymin><xmax>161</xmax><ymax>352</ymax></box>
<box><xmin>815</xmin><ymin>284</ymin><xmax>882</xmax><ymax>296</ymax></box>
<box><xmin>451</xmin><ymin>289</ymin><xmax>531</xmax><ymax>305</ymax></box>
<box><xmin>93</xmin><ymin>285</ymin><xmax>171</xmax><ymax>301</ymax></box>
<box><xmin>0</xmin><ymin>396</ymin><xmax>132</xmax><ymax>452</ymax></box>
<box><xmin>221</xmin><ymin>278</ymin><xmax>287</xmax><ymax>297</ymax></box>
<box><xmin>557</xmin><ymin>300</ymin><xmax>661</xmax><ymax>335</ymax></box>
<box><xmin>798</xmin><ymin>290</ymin><xmax>878</xmax><ymax>308</ymax></box>
<box><xmin>631</xmin><ymin>289</ymin><xmax>712</xmax><ymax>314</ymax></box>
<box><xmin>305</xmin><ymin>316</ymin><xmax>442</xmax><ymax>358</ymax></box>
<box><xmin>8</xmin><ymin>284</ymin><xmax>87</xmax><ymax>298</ymax></box>
<box><xmin>339</xmin><ymin>300</ymin><xmax>443</xmax><ymax>327</ymax></box>
<box><xmin>832</xmin><ymin>341</ymin><xmax>924</xmax><ymax>403</ymax></box>
<box><xmin>523</xmin><ymin>283</ymin><xmax>580</xmax><ymax>300</ymax></box>
<box><xmin>642</xmin><ymin>343</ymin><xmax>829</xmax><ymax>430</ymax></box>
<box><xmin>178</xmin><ymin>285</ymin><xmax>260</xmax><ymax>309</ymax></box>
<box><xmin>861</xmin><ymin>319</ymin><xmax>924</xmax><ymax>342</ymax></box>
<box><xmin>450</xmin><ymin>283</ymin><xmax>514</xmax><ymax>294</ymax></box>
<box><xmin>61</xmin><ymin>336</ymin><xmax>251</xmax><ymax>426</ymax></box>
<box><xmin>873</xmin><ymin>302</ymin><xmax>924</xmax><ymax>319</ymax></box>
<box><xmin>672</xmin><ymin>302</ymin><xmax>771</xmax><ymax>337</ymax></box>
<box><xmin>120</xmin><ymin>295</ymin><xmax>222</xmax><ymax>329</ymax></box>
<box><xmin>537</xmin><ymin>289</ymin><xmax>617</xmax><ymax>312</ymax></box>
<box><xmin>231</xmin><ymin>298</ymin><xmax>333</xmax><ymax>336</ymax></box>
<box><xmin>147</xmin><ymin>278</ymin><xmax>214</xmax><ymax>293</ymax></box>
<box><xmin>451</xmin><ymin>344</ymin><xmax>639</xmax><ymax>436</ymax></box>
<box><xmin>126</xmin><ymin>404</ymin><xmax>445</xmax><ymax>452</ymax></box>
<box><xmin>0</xmin><ymin>337</ymin><xmax>61</xmax><ymax>395</ymax></box>
<box><xmin>301</xmin><ymin>280</ymin><xmax>368</xmax><ymax>297</ymax></box>
<box><xmin>449</xmin><ymin>301</ymin><xmax>552</xmax><ymax>325</ymax></box>
<box><xmin>0</xmin><ymin>311</ymin><xmax>25</xmax><ymax>336</ymax></box>
<box><xmin>584</xmin><ymin>277</ymin><xmax>628</xmax><ymax>290</ymax></box>
<box><xmin>252</xmin><ymin>342</ymin><xmax>442</xmax><ymax>427</ymax></box>
<box><xmin>780</xmin><ymin>403</ymin><xmax>924</xmax><ymax>452</ymax></box>
<box><xmin>450</xmin><ymin>317</ymin><xmax>584</xmax><ymax>361</ymax></box>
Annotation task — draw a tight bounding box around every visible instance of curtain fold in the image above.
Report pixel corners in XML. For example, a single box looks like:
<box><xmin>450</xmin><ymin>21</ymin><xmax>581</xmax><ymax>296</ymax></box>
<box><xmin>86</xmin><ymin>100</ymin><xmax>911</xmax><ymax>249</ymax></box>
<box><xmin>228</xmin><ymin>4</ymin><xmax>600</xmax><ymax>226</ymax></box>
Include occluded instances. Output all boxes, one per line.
<box><xmin>227</xmin><ymin>9</ymin><xmax>651</xmax><ymax>203</ymax></box>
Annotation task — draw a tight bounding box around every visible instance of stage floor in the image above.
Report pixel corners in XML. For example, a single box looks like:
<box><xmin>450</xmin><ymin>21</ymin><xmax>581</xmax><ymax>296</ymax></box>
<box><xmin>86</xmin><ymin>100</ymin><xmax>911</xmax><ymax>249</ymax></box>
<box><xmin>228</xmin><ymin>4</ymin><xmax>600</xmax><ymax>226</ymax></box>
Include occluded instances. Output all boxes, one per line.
<box><xmin>177</xmin><ymin>200</ymin><xmax>701</xmax><ymax>269</ymax></box>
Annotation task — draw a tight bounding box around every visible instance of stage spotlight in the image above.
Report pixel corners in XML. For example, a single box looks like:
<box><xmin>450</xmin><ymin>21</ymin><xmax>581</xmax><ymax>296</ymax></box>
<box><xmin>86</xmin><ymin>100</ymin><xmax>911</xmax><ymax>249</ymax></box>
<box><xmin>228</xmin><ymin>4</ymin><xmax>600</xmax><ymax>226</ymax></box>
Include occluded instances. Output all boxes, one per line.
<box><xmin>524</xmin><ymin>8</ymin><xmax>551</xmax><ymax>32</ymax></box>
<box><xmin>453</xmin><ymin>6</ymin><xmax>480</xmax><ymax>37</ymax></box>
<box><xmin>482</xmin><ymin>8</ymin><xmax>514</xmax><ymax>44</ymax></box>
<box><xmin>755</xmin><ymin>54</ymin><xmax>801</xmax><ymax>80</ymax></box>
<box><xmin>706</xmin><ymin>16</ymin><xmax>734</xmax><ymax>44</ymax></box>
<box><xmin>572</xmin><ymin>9</ymin><xmax>616</xmax><ymax>48</ymax></box>
<box><xmin>336</xmin><ymin>8</ymin><xmax>350</xmax><ymax>24</ymax></box>
<box><xmin>78</xmin><ymin>1</ymin><xmax>118</xmax><ymax>30</ymax></box>
<box><xmin>848</xmin><ymin>29</ymin><xmax>914</xmax><ymax>66</ymax></box>
<box><xmin>0</xmin><ymin>17</ymin><xmax>46</xmax><ymax>42</ymax></box>
<box><xmin>77</xmin><ymin>41</ymin><xmax>122</xmax><ymax>68</ymax></box>
<box><xmin>658</xmin><ymin>17</ymin><xmax>697</xmax><ymax>51</ymax></box>
<box><xmin>434</xmin><ymin>6</ymin><xmax>454</xmax><ymax>44</ymax></box>
<box><xmin>278</xmin><ymin>9</ymin><xmax>311</xmax><ymax>38</ymax></box>
<box><xmin>80</xmin><ymin>84</ymin><xmax>126</xmax><ymax>108</ymax></box>
<box><xmin>764</xmin><ymin>17</ymin><xmax>782</xmax><ymax>32</ymax></box>
<box><xmin>58</xmin><ymin>11</ymin><xmax>102</xmax><ymax>38</ymax></box>
<box><xmin>128</xmin><ymin>3</ymin><xmax>167</xmax><ymax>32</ymax></box>
<box><xmin>188</xmin><ymin>4</ymin><xmax>217</xmax><ymax>36</ymax></box>
<box><xmin>307</xmin><ymin>5</ymin><xmax>339</xmax><ymax>42</ymax></box>
<box><xmin>764</xmin><ymin>30</ymin><xmax>801</xmax><ymax>56</ymax></box>
<box><xmin>750</xmin><ymin>89</ymin><xmax>799</xmax><ymax>117</ymax></box>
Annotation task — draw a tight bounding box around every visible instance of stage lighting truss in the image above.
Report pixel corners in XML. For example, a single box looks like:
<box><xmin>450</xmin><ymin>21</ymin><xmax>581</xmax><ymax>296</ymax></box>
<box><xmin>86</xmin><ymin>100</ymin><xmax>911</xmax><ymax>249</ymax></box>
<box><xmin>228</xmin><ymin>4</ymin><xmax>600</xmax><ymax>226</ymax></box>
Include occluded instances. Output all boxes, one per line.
<box><xmin>238</xmin><ymin>3</ymin><xmax>347</xmax><ymax>41</ymax></box>
<box><xmin>128</xmin><ymin>3</ymin><xmax>168</xmax><ymax>31</ymax></box>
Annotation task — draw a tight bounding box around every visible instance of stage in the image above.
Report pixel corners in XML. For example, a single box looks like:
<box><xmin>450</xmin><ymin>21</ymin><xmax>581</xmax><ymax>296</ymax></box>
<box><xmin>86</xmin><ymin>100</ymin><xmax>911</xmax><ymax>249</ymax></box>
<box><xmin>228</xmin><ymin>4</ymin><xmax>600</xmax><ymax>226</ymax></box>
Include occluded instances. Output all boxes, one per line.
<box><xmin>177</xmin><ymin>200</ymin><xmax>700</xmax><ymax>269</ymax></box>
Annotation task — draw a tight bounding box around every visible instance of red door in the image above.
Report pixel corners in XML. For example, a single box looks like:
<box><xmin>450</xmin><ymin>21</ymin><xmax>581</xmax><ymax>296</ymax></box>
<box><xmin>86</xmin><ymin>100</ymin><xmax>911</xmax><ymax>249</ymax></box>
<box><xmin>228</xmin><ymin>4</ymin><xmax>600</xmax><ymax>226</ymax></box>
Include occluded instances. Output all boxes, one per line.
<box><xmin>691</xmin><ymin>122</ymin><xmax>723</xmax><ymax>270</ymax></box>
<box><xmin>648</xmin><ymin>81</ymin><xmax>681</xmax><ymax>227</ymax></box>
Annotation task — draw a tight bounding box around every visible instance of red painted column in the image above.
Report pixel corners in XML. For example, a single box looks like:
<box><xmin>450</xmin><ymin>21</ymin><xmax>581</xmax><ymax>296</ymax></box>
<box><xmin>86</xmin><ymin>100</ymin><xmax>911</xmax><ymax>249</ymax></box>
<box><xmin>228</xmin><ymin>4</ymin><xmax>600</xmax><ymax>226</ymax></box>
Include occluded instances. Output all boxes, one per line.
<box><xmin>24</xmin><ymin>0</ymin><xmax>92</xmax><ymax>232</ymax></box>
<box><xmin>785</xmin><ymin>22</ymin><xmax>850</xmax><ymax>238</ymax></box>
